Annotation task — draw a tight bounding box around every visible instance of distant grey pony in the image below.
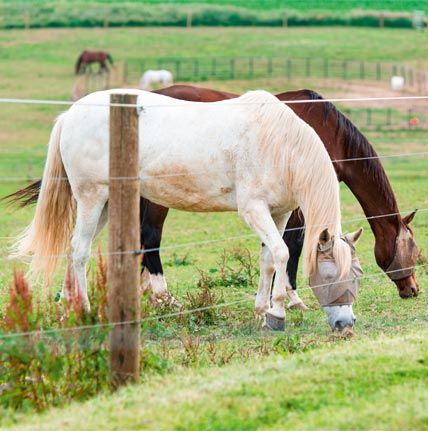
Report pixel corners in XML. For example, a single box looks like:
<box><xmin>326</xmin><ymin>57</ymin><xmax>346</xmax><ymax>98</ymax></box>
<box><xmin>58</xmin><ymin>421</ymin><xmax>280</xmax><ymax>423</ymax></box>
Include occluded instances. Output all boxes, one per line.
<box><xmin>139</xmin><ymin>69</ymin><xmax>173</xmax><ymax>90</ymax></box>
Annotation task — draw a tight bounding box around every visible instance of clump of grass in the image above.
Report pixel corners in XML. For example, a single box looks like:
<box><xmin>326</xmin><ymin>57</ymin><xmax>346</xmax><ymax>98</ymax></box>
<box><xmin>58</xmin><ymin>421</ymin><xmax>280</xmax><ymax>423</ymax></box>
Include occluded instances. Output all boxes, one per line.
<box><xmin>416</xmin><ymin>248</ymin><xmax>428</xmax><ymax>276</ymax></box>
<box><xmin>165</xmin><ymin>252</ymin><xmax>193</xmax><ymax>267</ymax></box>
<box><xmin>200</xmin><ymin>245</ymin><xmax>259</xmax><ymax>290</ymax></box>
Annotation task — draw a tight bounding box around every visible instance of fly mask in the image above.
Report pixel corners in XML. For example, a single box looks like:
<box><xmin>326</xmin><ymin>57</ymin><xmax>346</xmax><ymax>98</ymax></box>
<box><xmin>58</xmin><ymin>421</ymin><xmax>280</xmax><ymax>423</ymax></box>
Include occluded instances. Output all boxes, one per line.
<box><xmin>385</xmin><ymin>225</ymin><xmax>419</xmax><ymax>281</ymax></box>
<box><xmin>309</xmin><ymin>236</ymin><xmax>363</xmax><ymax>307</ymax></box>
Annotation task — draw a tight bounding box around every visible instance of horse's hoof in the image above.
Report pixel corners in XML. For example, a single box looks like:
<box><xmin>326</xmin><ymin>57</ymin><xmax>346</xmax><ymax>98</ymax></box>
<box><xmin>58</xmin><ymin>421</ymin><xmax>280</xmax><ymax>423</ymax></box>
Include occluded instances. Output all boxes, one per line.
<box><xmin>262</xmin><ymin>312</ymin><xmax>285</xmax><ymax>331</ymax></box>
<box><xmin>287</xmin><ymin>300</ymin><xmax>308</xmax><ymax>311</ymax></box>
<box><xmin>169</xmin><ymin>296</ymin><xmax>183</xmax><ymax>310</ymax></box>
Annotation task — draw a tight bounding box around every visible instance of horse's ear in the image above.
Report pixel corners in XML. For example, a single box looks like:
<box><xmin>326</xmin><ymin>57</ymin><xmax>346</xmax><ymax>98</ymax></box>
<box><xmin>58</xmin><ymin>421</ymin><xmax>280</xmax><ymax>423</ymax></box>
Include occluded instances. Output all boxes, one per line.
<box><xmin>344</xmin><ymin>227</ymin><xmax>363</xmax><ymax>246</ymax></box>
<box><xmin>403</xmin><ymin>209</ymin><xmax>417</xmax><ymax>226</ymax></box>
<box><xmin>319</xmin><ymin>228</ymin><xmax>331</xmax><ymax>245</ymax></box>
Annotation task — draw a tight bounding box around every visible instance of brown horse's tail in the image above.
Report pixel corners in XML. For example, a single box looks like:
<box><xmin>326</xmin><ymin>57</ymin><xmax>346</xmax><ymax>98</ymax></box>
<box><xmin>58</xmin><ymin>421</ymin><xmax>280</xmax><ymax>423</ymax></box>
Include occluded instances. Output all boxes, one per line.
<box><xmin>1</xmin><ymin>180</ymin><xmax>41</xmax><ymax>208</ymax></box>
<box><xmin>75</xmin><ymin>51</ymin><xmax>85</xmax><ymax>74</ymax></box>
<box><xmin>10</xmin><ymin>113</ymin><xmax>76</xmax><ymax>285</ymax></box>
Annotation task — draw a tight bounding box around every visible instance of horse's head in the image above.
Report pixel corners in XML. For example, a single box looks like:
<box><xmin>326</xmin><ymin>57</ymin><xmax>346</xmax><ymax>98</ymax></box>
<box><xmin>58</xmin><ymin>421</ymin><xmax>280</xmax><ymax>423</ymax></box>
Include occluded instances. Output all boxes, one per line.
<box><xmin>310</xmin><ymin>228</ymin><xmax>363</xmax><ymax>331</ymax></box>
<box><xmin>384</xmin><ymin>210</ymin><xmax>419</xmax><ymax>298</ymax></box>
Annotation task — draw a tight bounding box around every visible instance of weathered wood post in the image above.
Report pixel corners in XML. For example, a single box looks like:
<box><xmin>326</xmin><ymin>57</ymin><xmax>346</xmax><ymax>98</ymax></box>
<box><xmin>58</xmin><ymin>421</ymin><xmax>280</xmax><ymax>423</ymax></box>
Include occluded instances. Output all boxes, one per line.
<box><xmin>108</xmin><ymin>93</ymin><xmax>141</xmax><ymax>388</ymax></box>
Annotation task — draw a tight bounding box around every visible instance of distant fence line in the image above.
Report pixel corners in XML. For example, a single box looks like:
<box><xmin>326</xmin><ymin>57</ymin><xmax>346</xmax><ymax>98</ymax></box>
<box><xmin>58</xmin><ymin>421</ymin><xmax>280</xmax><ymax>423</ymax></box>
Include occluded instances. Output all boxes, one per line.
<box><xmin>75</xmin><ymin>56</ymin><xmax>428</xmax><ymax>130</ymax></box>
<box><xmin>125</xmin><ymin>56</ymin><xmax>425</xmax><ymax>89</ymax></box>
<box><xmin>343</xmin><ymin>107</ymin><xmax>428</xmax><ymax>131</ymax></box>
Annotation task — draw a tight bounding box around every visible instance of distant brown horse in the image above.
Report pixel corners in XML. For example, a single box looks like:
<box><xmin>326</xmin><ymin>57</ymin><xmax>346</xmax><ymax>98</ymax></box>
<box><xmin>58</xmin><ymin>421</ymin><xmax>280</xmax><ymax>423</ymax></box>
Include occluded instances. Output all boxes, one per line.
<box><xmin>75</xmin><ymin>50</ymin><xmax>114</xmax><ymax>74</ymax></box>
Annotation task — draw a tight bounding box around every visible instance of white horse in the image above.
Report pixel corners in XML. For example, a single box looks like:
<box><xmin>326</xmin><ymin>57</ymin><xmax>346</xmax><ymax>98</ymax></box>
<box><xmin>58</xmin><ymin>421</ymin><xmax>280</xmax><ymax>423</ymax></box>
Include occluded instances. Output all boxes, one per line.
<box><xmin>12</xmin><ymin>89</ymin><xmax>363</xmax><ymax>331</ymax></box>
<box><xmin>139</xmin><ymin>70</ymin><xmax>173</xmax><ymax>90</ymax></box>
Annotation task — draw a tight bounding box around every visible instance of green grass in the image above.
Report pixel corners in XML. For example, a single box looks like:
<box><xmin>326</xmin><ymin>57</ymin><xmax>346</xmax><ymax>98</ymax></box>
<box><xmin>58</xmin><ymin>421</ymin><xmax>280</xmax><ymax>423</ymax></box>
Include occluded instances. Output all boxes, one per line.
<box><xmin>0</xmin><ymin>25</ymin><xmax>427</xmax><ymax>429</ymax></box>
<box><xmin>3</xmin><ymin>330</ymin><xmax>428</xmax><ymax>431</ymax></box>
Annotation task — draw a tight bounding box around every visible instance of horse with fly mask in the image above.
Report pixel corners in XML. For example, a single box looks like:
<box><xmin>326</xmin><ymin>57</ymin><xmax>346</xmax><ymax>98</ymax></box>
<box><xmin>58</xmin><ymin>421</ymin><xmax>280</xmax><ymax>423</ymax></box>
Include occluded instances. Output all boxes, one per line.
<box><xmin>9</xmin><ymin>89</ymin><xmax>363</xmax><ymax>331</ymax></box>
<box><xmin>4</xmin><ymin>85</ymin><xmax>418</xmax><ymax>315</ymax></box>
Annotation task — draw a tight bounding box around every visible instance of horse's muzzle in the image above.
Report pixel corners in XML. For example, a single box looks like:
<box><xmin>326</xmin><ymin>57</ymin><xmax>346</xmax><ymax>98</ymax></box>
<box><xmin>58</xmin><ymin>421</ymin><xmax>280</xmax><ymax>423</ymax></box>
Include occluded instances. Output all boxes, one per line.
<box><xmin>395</xmin><ymin>274</ymin><xmax>419</xmax><ymax>298</ymax></box>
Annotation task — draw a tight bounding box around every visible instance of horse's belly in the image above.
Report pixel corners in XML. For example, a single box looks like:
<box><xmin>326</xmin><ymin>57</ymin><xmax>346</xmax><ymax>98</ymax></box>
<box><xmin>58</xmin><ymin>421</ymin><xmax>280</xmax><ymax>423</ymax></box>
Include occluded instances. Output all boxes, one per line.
<box><xmin>140</xmin><ymin>173</ymin><xmax>236</xmax><ymax>212</ymax></box>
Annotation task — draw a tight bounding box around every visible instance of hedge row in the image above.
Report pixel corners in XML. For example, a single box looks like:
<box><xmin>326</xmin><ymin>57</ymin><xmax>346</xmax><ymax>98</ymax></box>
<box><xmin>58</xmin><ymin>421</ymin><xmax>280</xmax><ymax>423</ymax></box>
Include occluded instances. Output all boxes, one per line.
<box><xmin>0</xmin><ymin>3</ymin><xmax>419</xmax><ymax>29</ymax></box>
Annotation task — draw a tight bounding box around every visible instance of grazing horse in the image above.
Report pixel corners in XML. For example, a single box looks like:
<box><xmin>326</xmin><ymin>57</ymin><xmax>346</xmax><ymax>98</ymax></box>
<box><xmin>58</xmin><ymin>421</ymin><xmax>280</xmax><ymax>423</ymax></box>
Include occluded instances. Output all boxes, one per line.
<box><xmin>145</xmin><ymin>85</ymin><xmax>419</xmax><ymax>305</ymax></box>
<box><xmin>139</xmin><ymin>70</ymin><xmax>173</xmax><ymax>90</ymax></box>
<box><xmin>10</xmin><ymin>89</ymin><xmax>362</xmax><ymax>331</ymax></box>
<box><xmin>4</xmin><ymin>85</ymin><xmax>419</xmax><ymax>308</ymax></box>
<box><xmin>75</xmin><ymin>50</ymin><xmax>114</xmax><ymax>75</ymax></box>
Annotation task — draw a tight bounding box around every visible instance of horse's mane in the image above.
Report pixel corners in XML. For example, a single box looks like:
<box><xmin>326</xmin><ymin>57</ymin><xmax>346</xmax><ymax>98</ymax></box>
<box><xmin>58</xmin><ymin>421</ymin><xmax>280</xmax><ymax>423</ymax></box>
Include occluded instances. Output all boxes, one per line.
<box><xmin>240</xmin><ymin>91</ymin><xmax>351</xmax><ymax>278</ymax></box>
<box><xmin>299</xmin><ymin>89</ymin><xmax>398</xmax><ymax>212</ymax></box>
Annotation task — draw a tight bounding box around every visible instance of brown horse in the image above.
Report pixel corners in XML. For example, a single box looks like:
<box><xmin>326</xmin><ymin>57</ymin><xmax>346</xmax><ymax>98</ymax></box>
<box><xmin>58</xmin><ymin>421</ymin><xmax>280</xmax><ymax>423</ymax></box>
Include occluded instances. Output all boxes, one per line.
<box><xmin>144</xmin><ymin>85</ymin><xmax>419</xmax><ymax>304</ymax></box>
<box><xmin>3</xmin><ymin>85</ymin><xmax>419</xmax><ymax>305</ymax></box>
<box><xmin>75</xmin><ymin>50</ymin><xmax>114</xmax><ymax>75</ymax></box>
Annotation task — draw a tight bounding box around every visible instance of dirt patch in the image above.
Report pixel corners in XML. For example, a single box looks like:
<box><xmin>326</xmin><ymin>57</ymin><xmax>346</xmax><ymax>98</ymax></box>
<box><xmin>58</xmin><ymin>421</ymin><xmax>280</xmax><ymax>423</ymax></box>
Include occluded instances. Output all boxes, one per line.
<box><xmin>321</xmin><ymin>79</ymin><xmax>427</xmax><ymax>109</ymax></box>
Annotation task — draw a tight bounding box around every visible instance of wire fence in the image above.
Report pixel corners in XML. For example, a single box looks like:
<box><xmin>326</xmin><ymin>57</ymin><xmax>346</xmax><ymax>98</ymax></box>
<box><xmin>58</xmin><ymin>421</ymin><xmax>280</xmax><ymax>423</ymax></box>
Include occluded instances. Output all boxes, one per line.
<box><xmin>1</xmin><ymin>259</ymin><xmax>427</xmax><ymax>341</ymax></box>
<box><xmin>127</xmin><ymin>56</ymin><xmax>423</xmax><ymax>87</ymax></box>
<box><xmin>0</xmin><ymin>93</ymin><xmax>426</xmax><ymax>336</ymax></box>
<box><xmin>66</xmin><ymin>62</ymin><xmax>428</xmax><ymax>131</ymax></box>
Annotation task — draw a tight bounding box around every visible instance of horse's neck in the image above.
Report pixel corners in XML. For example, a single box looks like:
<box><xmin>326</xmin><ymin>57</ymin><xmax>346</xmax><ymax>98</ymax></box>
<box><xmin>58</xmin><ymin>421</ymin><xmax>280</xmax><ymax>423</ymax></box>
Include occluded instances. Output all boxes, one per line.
<box><xmin>291</xmin><ymin>99</ymin><xmax>401</xmax><ymax>239</ymax></box>
<box><xmin>333</xmin><ymin>119</ymin><xmax>401</xmax><ymax>235</ymax></box>
<box><xmin>326</xmin><ymin>111</ymin><xmax>401</xmax><ymax>269</ymax></box>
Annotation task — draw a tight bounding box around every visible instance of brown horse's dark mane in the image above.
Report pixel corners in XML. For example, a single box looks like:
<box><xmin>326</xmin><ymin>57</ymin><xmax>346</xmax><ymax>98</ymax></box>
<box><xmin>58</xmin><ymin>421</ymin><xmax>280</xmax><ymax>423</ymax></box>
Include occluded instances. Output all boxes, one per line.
<box><xmin>300</xmin><ymin>89</ymin><xmax>398</xmax><ymax>212</ymax></box>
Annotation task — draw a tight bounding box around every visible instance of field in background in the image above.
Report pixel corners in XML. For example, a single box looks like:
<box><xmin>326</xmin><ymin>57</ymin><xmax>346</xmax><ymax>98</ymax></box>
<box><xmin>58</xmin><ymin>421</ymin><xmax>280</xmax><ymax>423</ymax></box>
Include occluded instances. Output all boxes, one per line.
<box><xmin>0</xmin><ymin>0</ymin><xmax>427</xmax><ymax>29</ymax></box>
<box><xmin>0</xmin><ymin>26</ymin><xmax>428</xmax><ymax>429</ymax></box>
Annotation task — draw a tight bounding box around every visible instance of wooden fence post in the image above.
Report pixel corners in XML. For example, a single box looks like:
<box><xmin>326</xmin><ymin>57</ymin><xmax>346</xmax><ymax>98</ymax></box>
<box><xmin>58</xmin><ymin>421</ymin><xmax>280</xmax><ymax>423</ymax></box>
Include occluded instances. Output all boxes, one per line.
<box><xmin>109</xmin><ymin>93</ymin><xmax>141</xmax><ymax>389</ymax></box>
<box><xmin>282</xmin><ymin>12</ymin><xmax>288</xmax><ymax>27</ymax></box>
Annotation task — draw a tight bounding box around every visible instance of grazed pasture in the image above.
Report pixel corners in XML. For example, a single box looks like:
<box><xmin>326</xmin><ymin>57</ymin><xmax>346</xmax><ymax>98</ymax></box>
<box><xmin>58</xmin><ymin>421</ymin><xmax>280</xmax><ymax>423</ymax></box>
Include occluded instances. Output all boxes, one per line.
<box><xmin>0</xmin><ymin>26</ymin><xmax>427</xmax><ymax>429</ymax></box>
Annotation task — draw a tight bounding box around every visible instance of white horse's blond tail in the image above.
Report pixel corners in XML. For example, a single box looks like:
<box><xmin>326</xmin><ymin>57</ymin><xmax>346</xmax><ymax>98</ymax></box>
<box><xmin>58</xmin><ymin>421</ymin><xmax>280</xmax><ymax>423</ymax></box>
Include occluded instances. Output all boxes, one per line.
<box><xmin>11</xmin><ymin>113</ymin><xmax>75</xmax><ymax>285</ymax></box>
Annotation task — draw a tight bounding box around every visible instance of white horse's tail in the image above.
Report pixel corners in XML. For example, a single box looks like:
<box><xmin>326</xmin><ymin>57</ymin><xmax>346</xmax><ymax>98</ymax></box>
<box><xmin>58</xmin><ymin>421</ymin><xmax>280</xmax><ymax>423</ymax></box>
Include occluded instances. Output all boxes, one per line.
<box><xmin>11</xmin><ymin>113</ymin><xmax>76</xmax><ymax>285</ymax></box>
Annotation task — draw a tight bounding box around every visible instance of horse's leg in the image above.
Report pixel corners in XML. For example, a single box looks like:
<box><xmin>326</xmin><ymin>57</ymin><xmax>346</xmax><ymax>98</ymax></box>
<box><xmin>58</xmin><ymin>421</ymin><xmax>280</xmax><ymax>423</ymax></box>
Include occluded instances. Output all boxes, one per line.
<box><xmin>99</xmin><ymin>60</ymin><xmax>107</xmax><ymax>74</ymax></box>
<box><xmin>255</xmin><ymin>243</ymin><xmax>275</xmax><ymax>316</ymax></box>
<box><xmin>255</xmin><ymin>212</ymin><xmax>292</xmax><ymax>316</ymax></box>
<box><xmin>140</xmin><ymin>199</ymin><xmax>174</xmax><ymax>304</ymax></box>
<box><xmin>283</xmin><ymin>208</ymin><xmax>308</xmax><ymax>310</ymax></box>
<box><xmin>240</xmin><ymin>201</ymin><xmax>291</xmax><ymax>330</ymax></box>
<box><xmin>68</xmin><ymin>196</ymin><xmax>107</xmax><ymax>311</ymax></box>
<box><xmin>61</xmin><ymin>202</ymin><xmax>108</xmax><ymax>305</ymax></box>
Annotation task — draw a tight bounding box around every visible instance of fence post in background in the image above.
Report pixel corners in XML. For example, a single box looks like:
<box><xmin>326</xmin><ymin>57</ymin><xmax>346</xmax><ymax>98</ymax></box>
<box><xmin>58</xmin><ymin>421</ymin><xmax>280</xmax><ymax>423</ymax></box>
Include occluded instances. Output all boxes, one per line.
<box><xmin>376</xmin><ymin>63</ymin><xmax>381</xmax><ymax>80</ymax></box>
<box><xmin>306</xmin><ymin>58</ymin><xmax>311</xmax><ymax>77</ymax></box>
<box><xmin>211</xmin><ymin>58</ymin><xmax>216</xmax><ymax>77</ymax></box>
<box><xmin>268</xmin><ymin>57</ymin><xmax>273</xmax><ymax>77</ymax></box>
<box><xmin>282</xmin><ymin>12</ymin><xmax>288</xmax><ymax>27</ymax></box>
<box><xmin>194</xmin><ymin>59</ymin><xmax>199</xmax><ymax>79</ymax></box>
<box><xmin>108</xmin><ymin>93</ymin><xmax>141</xmax><ymax>389</ymax></box>
<box><xmin>379</xmin><ymin>12</ymin><xmax>384</xmax><ymax>28</ymax></box>
<box><xmin>187</xmin><ymin>10</ymin><xmax>192</xmax><ymax>27</ymax></box>
<box><xmin>230</xmin><ymin>58</ymin><xmax>235</xmax><ymax>79</ymax></box>
<box><xmin>123</xmin><ymin>61</ymin><xmax>128</xmax><ymax>86</ymax></box>
<box><xmin>360</xmin><ymin>61</ymin><xmax>365</xmax><ymax>79</ymax></box>
<box><xmin>324</xmin><ymin>58</ymin><xmax>329</xmax><ymax>78</ymax></box>
<box><xmin>409</xmin><ymin>68</ymin><xmax>414</xmax><ymax>87</ymax></box>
